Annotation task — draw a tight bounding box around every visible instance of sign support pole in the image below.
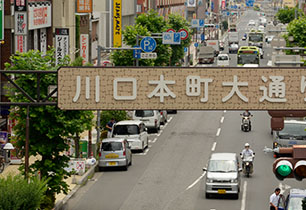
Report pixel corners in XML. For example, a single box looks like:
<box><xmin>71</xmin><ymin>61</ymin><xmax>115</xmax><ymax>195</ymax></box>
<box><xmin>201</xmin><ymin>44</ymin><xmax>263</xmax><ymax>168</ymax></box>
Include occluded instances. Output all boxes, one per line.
<box><xmin>25</xmin><ymin>105</ymin><xmax>29</xmax><ymax>179</ymax></box>
<box><xmin>136</xmin><ymin>35</ymin><xmax>139</xmax><ymax>67</ymax></box>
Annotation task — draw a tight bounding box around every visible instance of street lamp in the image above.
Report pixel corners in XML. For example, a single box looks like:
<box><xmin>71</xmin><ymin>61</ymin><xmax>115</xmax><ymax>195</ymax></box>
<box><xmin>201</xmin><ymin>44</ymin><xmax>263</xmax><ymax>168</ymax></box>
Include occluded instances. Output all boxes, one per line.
<box><xmin>3</xmin><ymin>142</ymin><xmax>14</xmax><ymax>163</ymax></box>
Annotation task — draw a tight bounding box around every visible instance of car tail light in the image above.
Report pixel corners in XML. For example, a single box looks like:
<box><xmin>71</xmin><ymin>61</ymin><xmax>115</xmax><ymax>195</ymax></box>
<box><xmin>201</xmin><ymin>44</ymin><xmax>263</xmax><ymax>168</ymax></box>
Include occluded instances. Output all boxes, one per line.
<box><xmin>123</xmin><ymin>149</ymin><xmax>126</xmax><ymax>156</ymax></box>
<box><xmin>99</xmin><ymin>151</ymin><xmax>101</xmax><ymax>157</ymax></box>
<box><xmin>160</xmin><ymin>111</ymin><xmax>163</xmax><ymax>115</ymax></box>
<box><xmin>155</xmin><ymin>119</ymin><xmax>157</xmax><ymax>125</ymax></box>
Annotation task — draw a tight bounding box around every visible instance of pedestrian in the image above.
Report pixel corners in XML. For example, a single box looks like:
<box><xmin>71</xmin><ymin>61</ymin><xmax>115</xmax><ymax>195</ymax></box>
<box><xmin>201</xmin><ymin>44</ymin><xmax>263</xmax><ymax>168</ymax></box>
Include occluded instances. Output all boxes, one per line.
<box><xmin>106</xmin><ymin>118</ymin><xmax>115</xmax><ymax>138</ymax></box>
<box><xmin>270</xmin><ymin>188</ymin><xmax>281</xmax><ymax>210</ymax></box>
<box><xmin>277</xmin><ymin>193</ymin><xmax>285</xmax><ymax>210</ymax></box>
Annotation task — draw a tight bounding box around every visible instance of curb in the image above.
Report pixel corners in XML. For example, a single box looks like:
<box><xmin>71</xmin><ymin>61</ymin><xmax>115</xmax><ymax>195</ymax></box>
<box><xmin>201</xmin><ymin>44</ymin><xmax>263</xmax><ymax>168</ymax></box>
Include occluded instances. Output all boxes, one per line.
<box><xmin>54</xmin><ymin>162</ymin><xmax>98</xmax><ymax>210</ymax></box>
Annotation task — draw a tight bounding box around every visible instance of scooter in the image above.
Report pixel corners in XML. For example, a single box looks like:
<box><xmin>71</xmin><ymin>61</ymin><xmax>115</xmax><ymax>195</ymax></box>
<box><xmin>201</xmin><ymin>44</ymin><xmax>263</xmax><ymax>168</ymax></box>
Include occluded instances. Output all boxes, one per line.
<box><xmin>240</xmin><ymin>114</ymin><xmax>252</xmax><ymax>132</ymax></box>
<box><xmin>240</xmin><ymin>154</ymin><xmax>255</xmax><ymax>177</ymax></box>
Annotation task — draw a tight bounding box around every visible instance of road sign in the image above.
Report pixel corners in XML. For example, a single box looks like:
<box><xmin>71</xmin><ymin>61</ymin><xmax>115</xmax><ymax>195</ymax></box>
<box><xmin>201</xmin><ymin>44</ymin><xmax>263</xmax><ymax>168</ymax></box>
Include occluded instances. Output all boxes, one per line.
<box><xmin>140</xmin><ymin>37</ymin><xmax>156</xmax><ymax>53</ymax></box>
<box><xmin>194</xmin><ymin>42</ymin><xmax>199</xmax><ymax>47</ymax></box>
<box><xmin>199</xmin><ymin>19</ymin><xmax>204</xmax><ymax>27</ymax></box>
<box><xmin>141</xmin><ymin>52</ymin><xmax>157</xmax><ymax>59</ymax></box>
<box><xmin>167</xmin><ymin>29</ymin><xmax>176</xmax><ymax>33</ymax></box>
<box><xmin>227</xmin><ymin>11</ymin><xmax>230</xmax><ymax>16</ymax></box>
<box><xmin>191</xmin><ymin>19</ymin><xmax>205</xmax><ymax>28</ymax></box>
<box><xmin>162</xmin><ymin>32</ymin><xmax>181</xmax><ymax>45</ymax></box>
<box><xmin>201</xmin><ymin>34</ymin><xmax>205</xmax><ymax>41</ymax></box>
<box><xmin>179</xmin><ymin>29</ymin><xmax>188</xmax><ymax>40</ymax></box>
<box><xmin>133</xmin><ymin>46</ymin><xmax>141</xmax><ymax>59</ymax></box>
<box><xmin>184</xmin><ymin>47</ymin><xmax>188</xmax><ymax>53</ymax></box>
<box><xmin>211</xmin><ymin>2</ymin><xmax>214</xmax><ymax>10</ymax></box>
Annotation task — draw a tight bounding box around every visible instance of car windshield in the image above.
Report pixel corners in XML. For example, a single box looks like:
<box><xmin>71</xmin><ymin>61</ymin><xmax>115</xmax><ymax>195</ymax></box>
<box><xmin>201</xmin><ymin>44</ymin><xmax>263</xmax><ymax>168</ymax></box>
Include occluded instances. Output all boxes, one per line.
<box><xmin>287</xmin><ymin>197</ymin><xmax>306</xmax><ymax>210</ymax></box>
<box><xmin>249</xmin><ymin>34</ymin><xmax>263</xmax><ymax>42</ymax></box>
<box><xmin>218</xmin><ymin>56</ymin><xmax>228</xmax><ymax>60</ymax></box>
<box><xmin>208</xmin><ymin>160</ymin><xmax>237</xmax><ymax>172</ymax></box>
<box><xmin>135</xmin><ymin>110</ymin><xmax>154</xmax><ymax>117</ymax></box>
<box><xmin>238</xmin><ymin>54</ymin><xmax>259</xmax><ymax>65</ymax></box>
<box><xmin>102</xmin><ymin>142</ymin><xmax>123</xmax><ymax>151</ymax></box>
<box><xmin>113</xmin><ymin>125</ymin><xmax>140</xmax><ymax>135</ymax></box>
<box><xmin>278</xmin><ymin>123</ymin><xmax>306</xmax><ymax>139</ymax></box>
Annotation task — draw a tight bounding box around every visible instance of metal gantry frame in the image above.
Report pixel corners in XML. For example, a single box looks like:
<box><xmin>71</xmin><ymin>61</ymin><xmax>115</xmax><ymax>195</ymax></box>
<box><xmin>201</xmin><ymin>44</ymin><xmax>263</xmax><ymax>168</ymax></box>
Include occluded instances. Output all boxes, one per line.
<box><xmin>0</xmin><ymin>70</ymin><xmax>57</xmax><ymax>178</ymax></box>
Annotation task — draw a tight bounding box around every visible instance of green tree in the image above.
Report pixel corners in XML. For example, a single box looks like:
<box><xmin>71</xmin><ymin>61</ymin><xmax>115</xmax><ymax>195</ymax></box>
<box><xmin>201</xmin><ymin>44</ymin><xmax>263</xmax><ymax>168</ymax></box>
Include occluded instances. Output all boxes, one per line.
<box><xmin>100</xmin><ymin>111</ymin><xmax>129</xmax><ymax>129</ymax></box>
<box><xmin>0</xmin><ymin>174</ymin><xmax>48</xmax><ymax>210</ymax></box>
<box><xmin>276</xmin><ymin>6</ymin><xmax>304</xmax><ymax>24</ymax></box>
<box><xmin>286</xmin><ymin>17</ymin><xmax>306</xmax><ymax>47</ymax></box>
<box><xmin>5</xmin><ymin>49</ymin><xmax>94</xmax><ymax>209</ymax></box>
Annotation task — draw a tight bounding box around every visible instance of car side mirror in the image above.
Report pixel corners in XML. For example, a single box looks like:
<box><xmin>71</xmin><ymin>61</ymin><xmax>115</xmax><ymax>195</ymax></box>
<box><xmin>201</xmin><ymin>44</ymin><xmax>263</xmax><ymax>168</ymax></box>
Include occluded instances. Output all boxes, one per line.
<box><xmin>253</xmin><ymin>152</ymin><xmax>255</xmax><ymax>155</ymax></box>
<box><xmin>202</xmin><ymin>167</ymin><xmax>207</xmax><ymax>171</ymax></box>
<box><xmin>239</xmin><ymin>168</ymin><xmax>243</xmax><ymax>172</ymax></box>
<box><xmin>145</xmin><ymin>128</ymin><xmax>148</xmax><ymax>132</ymax></box>
<box><xmin>240</xmin><ymin>152</ymin><xmax>242</xmax><ymax>155</ymax></box>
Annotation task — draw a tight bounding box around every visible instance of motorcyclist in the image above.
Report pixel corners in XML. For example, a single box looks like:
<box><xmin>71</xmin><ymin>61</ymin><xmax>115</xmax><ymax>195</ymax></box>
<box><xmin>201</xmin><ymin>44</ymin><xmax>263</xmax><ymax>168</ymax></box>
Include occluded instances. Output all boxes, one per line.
<box><xmin>241</xmin><ymin>110</ymin><xmax>252</xmax><ymax>126</ymax></box>
<box><xmin>241</xmin><ymin>143</ymin><xmax>255</xmax><ymax>167</ymax></box>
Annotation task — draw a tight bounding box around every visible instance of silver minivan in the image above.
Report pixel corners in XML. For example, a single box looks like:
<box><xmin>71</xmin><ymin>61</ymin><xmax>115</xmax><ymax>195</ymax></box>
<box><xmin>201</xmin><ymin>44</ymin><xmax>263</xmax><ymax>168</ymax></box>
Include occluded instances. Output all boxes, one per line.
<box><xmin>99</xmin><ymin>138</ymin><xmax>132</xmax><ymax>171</ymax></box>
<box><xmin>203</xmin><ymin>153</ymin><xmax>241</xmax><ymax>199</ymax></box>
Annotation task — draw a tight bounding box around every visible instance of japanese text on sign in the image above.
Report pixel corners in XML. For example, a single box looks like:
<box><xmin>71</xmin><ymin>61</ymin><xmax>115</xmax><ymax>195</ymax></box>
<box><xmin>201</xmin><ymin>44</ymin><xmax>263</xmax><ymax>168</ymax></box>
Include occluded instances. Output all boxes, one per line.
<box><xmin>77</xmin><ymin>0</ymin><xmax>92</xmax><ymax>13</ymax></box>
<box><xmin>58</xmin><ymin>67</ymin><xmax>306</xmax><ymax>110</ymax></box>
<box><xmin>113</xmin><ymin>0</ymin><xmax>122</xmax><ymax>47</ymax></box>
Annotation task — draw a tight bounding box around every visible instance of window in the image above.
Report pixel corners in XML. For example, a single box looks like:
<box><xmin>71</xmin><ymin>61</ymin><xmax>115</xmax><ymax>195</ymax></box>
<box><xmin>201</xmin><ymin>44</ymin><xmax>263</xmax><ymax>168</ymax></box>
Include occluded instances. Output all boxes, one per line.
<box><xmin>278</xmin><ymin>123</ymin><xmax>306</xmax><ymax>139</ymax></box>
<box><xmin>102</xmin><ymin>142</ymin><xmax>123</xmax><ymax>151</ymax></box>
<box><xmin>208</xmin><ymin>160</ymin><xmax>237</xmax><ymax>172</ymax></box>
<box><xmin>135</xmin><ymin>110</ymin><xmax>154</xmax><ymax>117</ymax></box>
<box><xmin>113</xmin><ymin>125</ymin><xmax>140</xmax><ymax>135</ymax></box>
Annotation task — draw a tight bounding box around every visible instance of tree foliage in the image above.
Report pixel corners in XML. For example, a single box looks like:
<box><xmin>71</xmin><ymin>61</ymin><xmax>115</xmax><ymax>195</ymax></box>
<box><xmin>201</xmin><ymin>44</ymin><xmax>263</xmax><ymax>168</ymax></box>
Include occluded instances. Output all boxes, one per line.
<box><xmin>276</xmin><ymin>6</ymin><xmax>304</xmax><ymax>24</ymax></box>
<box><xmin>5</xmin><ymin>49</ymin><xmax>94</xmax><ymax>209</ymax></box>
<box><xmin>100</xmin><ymin>111</ymin><xmax>129</xmax><ymax>130</ymax></box>
<box><xmin>0</xmin><ymin>174</ymin><xmax>48</xmax><ymax>210</ymax></box>
<box><xmin>111</xmin><ymin>10</ymin><xmax>191</xmax><ymax>66</ymax></box>
<box><xmin>286</xmin><ymin>17</ymin><xmax>306</xmax><ymax>47</ymax></box>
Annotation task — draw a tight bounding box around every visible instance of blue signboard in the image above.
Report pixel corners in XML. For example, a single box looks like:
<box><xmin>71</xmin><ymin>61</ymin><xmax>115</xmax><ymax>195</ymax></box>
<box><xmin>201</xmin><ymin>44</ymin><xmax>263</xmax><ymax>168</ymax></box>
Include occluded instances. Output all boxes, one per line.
<box><xmin>205</xmin><ymin>11</ymin><xmax>210</xmax><ymax>16</ymax></box>
<box><xmin>201</xmin><ymin>34</ymin><xmax>205</xmax><ymax>41</ymax></box>
<box><xmin>211</xmin><ymin>2</ymin><xmax>214</xmax><ymax>10</ymax></box>
<box><xmin>194</xmin><ymin>42</ymin><xmax>199</xmax><ymax>47</ymax></box>
<box><xmin>227</xmin><ymin>11</ymin><xmax>230</xmax><ymax>16</ymax></box>
<box><xmin>184</xmin><ymin>47</ymin><xmax>188</xmax><ymax>53</ymax></box>
<box><xmin>133</xmin><ymin>46</ymin><xmax>141</xmax><ymax>59</ymax></box>
<box><xmin>140</xmin><ymin>37</ymin><xmax>157</xmax><ymax>53</ymax></box>
<box><xmin>199</xmin><ymin>19</ymin><xmax>205</xmax><ymax>27</ymax></box>
<box><xmin>173</xmin><ymin>32</ymin><xmax>181</xmax><ymax>44</ymax></box>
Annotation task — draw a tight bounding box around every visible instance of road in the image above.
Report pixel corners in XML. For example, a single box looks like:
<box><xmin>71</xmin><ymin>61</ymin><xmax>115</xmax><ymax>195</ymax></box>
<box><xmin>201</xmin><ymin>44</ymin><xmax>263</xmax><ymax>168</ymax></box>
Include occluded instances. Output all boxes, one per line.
<box><xmin>67</xmin><ymin>10</ymin><xmax>306</xmax><ymax>210</ymax></box>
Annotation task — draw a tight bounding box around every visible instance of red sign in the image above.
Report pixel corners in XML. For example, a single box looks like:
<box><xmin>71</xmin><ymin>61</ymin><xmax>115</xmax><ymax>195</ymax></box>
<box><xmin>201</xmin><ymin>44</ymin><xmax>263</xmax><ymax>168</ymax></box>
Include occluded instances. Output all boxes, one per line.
<box><xmin>166</xmin><ymin>29</ymin><xmax>176</xmax><ymax>33</ymax></box>
<box><xmin>178</xmin><ymin>29</ymin><xmax>189</xmax><ymax>40</ymax></box>
<box><xmin>221</xmin><ymin>0</ymin><xmax>226</xmax><ymax>10</ymax></box>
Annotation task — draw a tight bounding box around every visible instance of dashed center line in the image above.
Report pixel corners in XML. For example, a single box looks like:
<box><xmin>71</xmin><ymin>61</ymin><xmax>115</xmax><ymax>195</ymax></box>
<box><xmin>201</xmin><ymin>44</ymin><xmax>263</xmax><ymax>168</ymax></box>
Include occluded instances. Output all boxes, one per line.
<box><xmin>211</xmin><ymin>142</ymin><xmax>217</xmax><ymax>151</ymax></box>
<box><xmin>216</xmin><ymin>128</ymin><xmax>221</xmax><ymax>136</ymax></box>
<box><xmin>152</xmin><ymin>138</ymin><xmax>157</xmax><ymax>143</ymax></box>
<box><xmin>220</xmin><ymin>116</ymin><xmax>225</xmax><ymax>124</ymax></box>
<box><xmin>241</xmin><ymin>181</ymin><xmax>247</xmax><ymax>210</ymax></box>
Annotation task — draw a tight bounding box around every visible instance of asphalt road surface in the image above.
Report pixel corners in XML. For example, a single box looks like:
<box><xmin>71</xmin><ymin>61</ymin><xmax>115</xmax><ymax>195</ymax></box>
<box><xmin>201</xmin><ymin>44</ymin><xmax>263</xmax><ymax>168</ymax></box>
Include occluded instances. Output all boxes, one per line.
<box><xmin>67</xmin><ymin>10</ymin><xmax>306</xmax><ymax>210</ymax></box>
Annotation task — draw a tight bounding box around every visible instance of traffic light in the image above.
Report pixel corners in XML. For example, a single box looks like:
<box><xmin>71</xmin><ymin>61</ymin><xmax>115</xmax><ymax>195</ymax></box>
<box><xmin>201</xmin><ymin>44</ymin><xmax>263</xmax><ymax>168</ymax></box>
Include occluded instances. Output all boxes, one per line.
<box><xmin>273</xmin><ymin>145</ymin><xmax>306</xmax><ymax>181</ymax></box>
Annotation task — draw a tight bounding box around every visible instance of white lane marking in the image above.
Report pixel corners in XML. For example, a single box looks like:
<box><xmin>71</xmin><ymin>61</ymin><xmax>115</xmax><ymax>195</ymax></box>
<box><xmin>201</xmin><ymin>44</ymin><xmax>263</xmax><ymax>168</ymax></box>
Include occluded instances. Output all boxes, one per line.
<box><xmin>134</xmin><ymin>148</ymin><xmax>149</xmax><ymax>156</ymax></box>
<box><xmin>224</xmin><ymin>110</ymin><xmax>227</xmax><ymax>113</ymax></box>
<box><xmin>157</xmin><ymin>132</ymin><xmax>161</xmax><ymax>137</ymax></box>
<box><xmin>186</xmin><ymin>172</ymin><xmax>206</xmax><ymax>190</ymax></box>
<box><xmin>168</xmin><ymin>116</ymin><xmax>173</xmax><ymax>122</ymax></box>
<box><xmin>211</xmin><ymin>142</ymin><xmax>217</xmax><ymax>151</ymax></box>
<box><xmin>152</xmin><ymin>138</ymin><xmax>157</xmax><ymax>143</ymax></box>
<box><xmin>149</xmin><ymin>140</ymin><xmax>153</xmax><ymax>143</ymax></box>
<box><xmin>220</xmin><ymin>116</ymin><xmax>225</xmax><ymax>124</ymax></box>
<box><xmin>241</xmin><ymin>181</ymin><xmax>247</xmax><ymax>210</ymax></box>
<box><xmin>163</xmin><ymin>123</ymin><xmax>168</xmax><ymax>129</ymax></box>
<box><xmin>216</xmin><ymin>128</ymin><xmax>221</xmax><ymax>136</ymax></box>
<box><xmin>148</xmin><ymin>145</ymin><xmax>152</xmax><ymax>148</ymax></box>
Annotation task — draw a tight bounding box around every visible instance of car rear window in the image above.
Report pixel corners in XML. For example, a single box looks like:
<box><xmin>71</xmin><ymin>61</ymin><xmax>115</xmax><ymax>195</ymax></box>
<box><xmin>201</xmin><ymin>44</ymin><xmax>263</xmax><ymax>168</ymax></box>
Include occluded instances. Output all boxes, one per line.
<box><xmin>135</xmin><ymin>110</ymin><xmax>154</xmax><ymax>117</ymax></box>
<box><xmin>208</xmin><ymin>160</ymin><xmax>237</xmax><ymax>172</ymax></box>
<box><xmin>113</xmin><ymin>125</ymin><xmax>140</xmax><ymax>135</ymax></box>
<box><xmin>218</xmin><ymin>56</ymin><xmax>228</xmax><ymax>61</ymax></box>
<box><xmin>102</xmin><ymin>142</ymin><xmax>123</xmax><ymax>151</ymax></box>
<box><xmin>278</xmin><ymin>123</ymin><xmax>306</xmax><ymax>139</ymax></box>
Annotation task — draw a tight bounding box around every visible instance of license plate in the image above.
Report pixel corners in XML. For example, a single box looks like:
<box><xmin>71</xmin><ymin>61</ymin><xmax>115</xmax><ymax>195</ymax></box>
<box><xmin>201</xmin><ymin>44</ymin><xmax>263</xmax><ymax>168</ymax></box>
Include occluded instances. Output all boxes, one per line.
<box><xmin>107</xmin><ymin>162</ymin><xmax>118</xmax><ymax>166</ymax></box>
<box><xmin>218</xmin><ymin>189</ymin><xmax>226</xmax><ymax>194</ymax></box>
<box><xmin>105</xmin><ymin>153</ymin><xmax>119</xmax><ymax>159</ymax></box>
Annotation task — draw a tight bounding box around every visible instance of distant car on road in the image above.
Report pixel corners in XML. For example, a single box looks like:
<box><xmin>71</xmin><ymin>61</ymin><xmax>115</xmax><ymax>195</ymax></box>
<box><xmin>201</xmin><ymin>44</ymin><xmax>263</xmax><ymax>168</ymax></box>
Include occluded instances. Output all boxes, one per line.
<box><xmin>265</xmin><ymin>35</ymin><xmax>274</xmax><ymax>44</ymax></box>
<box><xmin>217</xmin><ymin>54</ymin><xmax>230</xmax><ymax>67</ymax></box>
<box><xmin>132</xmin><ymin>110</ymin><xmax>161</xmax><ymax>133</ymax></box>
<box><xmin>285</xmin><ymin>188</ymin><xmax>306</xmax><ymax>210</ymax></box>
<box><xmin>229</xmin><ymin>43</ymin><xmax>239</xmax><ymax>54</ymax></box>
<box><xmin>99</xmin><ymin>137</ymin><xmax>132</xmax><ymax>171</ymax></box>
<box><xmin>203</xmin><ymin>153</ymin><xmax>241</xmax><ymax>199</ymax></box>
<box><xmin>248</xmin><ymin>20</ymin><xmax>256</xmax><ymax>27</ymax></box>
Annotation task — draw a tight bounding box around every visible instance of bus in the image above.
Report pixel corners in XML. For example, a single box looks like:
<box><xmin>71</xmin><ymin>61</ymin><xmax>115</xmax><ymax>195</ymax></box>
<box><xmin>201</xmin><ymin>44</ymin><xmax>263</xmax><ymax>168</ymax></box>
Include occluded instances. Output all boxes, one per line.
<box><xmin>237</xmin><ymin>46</ymin><xmax>260</xmax><ymax>67</ymax></box>
<box><xmin>248</xmin><ymin>29</ymin><xmax>264</xmax><ymax>48</ymax></box>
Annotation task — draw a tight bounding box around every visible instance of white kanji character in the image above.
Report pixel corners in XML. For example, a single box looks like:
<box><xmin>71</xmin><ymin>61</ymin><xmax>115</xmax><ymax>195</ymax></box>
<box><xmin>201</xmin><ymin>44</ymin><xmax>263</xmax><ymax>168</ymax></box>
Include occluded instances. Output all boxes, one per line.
<box><xmin>222</xmin><ymin>75</ymin><xmax>248</xmax><ymax>102</ymax></box>
<box><xmin>301</xmin><ymin>76</ymin><xmax>306</xmax><ymax>102</ymax></box>
<box><xmin>148</xmin><ymin>75</ymin><xmax>176</xmax><ymax>103</ymax></box>
<box><xmin>73</xmin><ymin>76</ymin><xmax>100</xmax><ymax>103</ymax></box>
<box><xmin>259</xmin><ymin>76</ymin><xmax>287</xmax><ymax>102</ymax></box>
<box><xmin>186</xmin><ymin>76</ymin><xmax>213</xmax><ymax>102</ymax></box>
<box><xmin>113</xmin><ymin>78</ymin><xmax>137</xmax><ymax>100</ymax></box>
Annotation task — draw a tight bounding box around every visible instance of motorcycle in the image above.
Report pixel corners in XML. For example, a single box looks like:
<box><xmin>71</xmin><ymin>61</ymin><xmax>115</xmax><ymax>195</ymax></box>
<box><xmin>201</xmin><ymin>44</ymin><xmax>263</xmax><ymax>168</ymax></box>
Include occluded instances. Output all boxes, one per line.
<box><xmin>240</xmin><ymin>114</ymin><xmax>252</xmax><ymax>132</ymax></box>
<box><xmin>240</xmin><ymin>154</ymin><xmax>255</xmax><ymax>177</ymax></box>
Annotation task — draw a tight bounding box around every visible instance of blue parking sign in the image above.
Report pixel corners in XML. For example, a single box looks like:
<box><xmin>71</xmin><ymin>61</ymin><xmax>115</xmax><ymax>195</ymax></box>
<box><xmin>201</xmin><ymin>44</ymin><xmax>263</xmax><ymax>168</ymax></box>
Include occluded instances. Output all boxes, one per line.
<box><xmin>133</xmin><ymin>46</ymin><xmax>141</xmax><ymax>59</ymax></box>
<box><xmin>173</xmin><ymin>32</ymin><xmax>181</xmax><ymax>44</ymax></box>
<box><xmin>199</xmin><ymin>19</ymin><xmax>204</xmax><ymax>27</ymax></box>
<box><xmin>140</xmin><ymin>37</ymin><xmax>157</xmax><ymax>53</ymax></box>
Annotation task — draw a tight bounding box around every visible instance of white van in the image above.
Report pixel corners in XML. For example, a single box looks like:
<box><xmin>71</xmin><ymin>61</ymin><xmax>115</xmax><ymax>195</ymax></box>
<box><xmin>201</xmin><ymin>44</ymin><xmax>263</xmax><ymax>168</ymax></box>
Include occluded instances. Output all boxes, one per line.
<box><xmin>217</xmin><ymin>54</ymin><xmax>230</xmax><ymax>67</ymax></box>
<box><xmin>132</xmin><ymin>110</ymin><xmax>161</xmax><ymax>133</ymax></box>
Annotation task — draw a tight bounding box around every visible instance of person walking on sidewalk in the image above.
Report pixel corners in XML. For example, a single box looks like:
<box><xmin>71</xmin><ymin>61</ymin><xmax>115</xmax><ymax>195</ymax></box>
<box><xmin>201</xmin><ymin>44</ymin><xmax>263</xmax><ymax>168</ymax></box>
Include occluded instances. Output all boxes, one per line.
<box><xmin>270</xmin><ymin>188</ymin><xmax>281</xmax><ymax>210</ymax></box>
<box><xmin>277</xmin><ymin>193</ymin><xmax>285</xmax><ymax>210</ymax></box>
<box><xmin>106</xmin><ymin>118</ymin><xmax>115</xmax><ymax>138</ymax></box>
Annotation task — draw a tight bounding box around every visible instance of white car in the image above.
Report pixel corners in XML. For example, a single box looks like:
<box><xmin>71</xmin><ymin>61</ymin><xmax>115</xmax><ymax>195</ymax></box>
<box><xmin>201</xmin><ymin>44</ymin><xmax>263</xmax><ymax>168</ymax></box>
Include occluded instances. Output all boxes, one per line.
<box><xmin>258</xmin><ymin>25</ymin><xmax>265</xmax><ymax>32</ymax></box>
<box><xmin>112</xmin><ymin>120</ymin><xmax>149</xmax><ymax>152</ymax></box>
<box><xmin>132</xmin><ymin>110</ymin><xmax>161</xmax><ymax>133</ymax></box>
<box><xmin>229</xmin><ymin>43</ymin><xmax>239</xmax><ymax>54</ymax></box>
<box><xmin>217</xmin><ymin>54</ymin><xmax>230</xmax><ymax>67</ymax></box>
<box><xmin>248</xmin><ymin>20</ymin><xmax>256</xmax><ymax>27</ymax></box>
<box><xmin>265</xmin><ymin>35</ymin><xmax>274</xmax><ymax>44</ymax></box>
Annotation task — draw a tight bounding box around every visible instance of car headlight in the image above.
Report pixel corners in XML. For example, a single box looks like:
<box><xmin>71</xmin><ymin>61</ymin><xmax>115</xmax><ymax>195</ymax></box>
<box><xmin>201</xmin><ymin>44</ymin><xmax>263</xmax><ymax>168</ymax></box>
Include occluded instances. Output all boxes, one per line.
<box><xmin>231</xmin><ymin>179</ymin><xmax>238</xmax><ymax>183</ymax></box>
<box><xmin>206</xmin><ymin>178</ymin><xmax>214</xmax><ymax>183</ymax></box>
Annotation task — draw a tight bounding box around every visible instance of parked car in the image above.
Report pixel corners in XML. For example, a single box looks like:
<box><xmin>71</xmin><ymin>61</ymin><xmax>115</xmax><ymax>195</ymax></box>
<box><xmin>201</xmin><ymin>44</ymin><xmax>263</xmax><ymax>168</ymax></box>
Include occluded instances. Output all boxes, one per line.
<box><xmin>265</xmin><ymin>35</ymin><xmax>274</xmax><ymax>44</ymax></box>
<box><xmin>285</xmin><ymin>188</ymin><xmax>306</xmax><ymax>210</ymax></box>
<box><xmin>159</xmin><ymin>110</ymin><xmax>168</xmax><ymax>125</ymax></box>
<box><xmin>203</xmin><ymin>153</ymin><xmax>241</xmax><ymax>199</ymax></box>
<box><xmin>229</xmin><ymin>43</ymin><xmax>239</xmax><ymax>54</ymax></box>
<box><xmin>217</xmin><ymin>54</ymin><xmax>230</xmax><ymax>67</ymax></box>
<box><xmin>273</xmin><ymin>120</ymin><xmax>306</xmax><ymax>157</ymax></box>
<box><xmin>99</xmin><ymin>137</ymin><xmax>132</xmax><ymax>171</ymax></box>
<box><xmin>132</xmin><ymin>110</ymin><xmax>161</xmax><ymax>132</ymax></box>
<box><xmin>112</xmin><ymin>120</ymin><xmax>149</xmax><ymax>151</ymax></box>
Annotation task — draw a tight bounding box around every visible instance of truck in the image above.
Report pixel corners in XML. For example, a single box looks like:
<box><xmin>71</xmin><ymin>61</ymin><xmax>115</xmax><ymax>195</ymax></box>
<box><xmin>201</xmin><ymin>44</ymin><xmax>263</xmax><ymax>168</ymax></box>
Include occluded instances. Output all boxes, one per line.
<box><xmin>206</xmin><ymin>40</ymin><xmax>220</xmax><ymax>56</ymax></box>
<box><xmin>228</xmin><ymin>32</ymin><xmax>239</xmax><ymax>46</ymax></box>
<box><xmin>248</xmin><ymin>29</ymin><xmax>264</xmax><ymax>48</ymax></box>
<box><xmin>198</xmin><ymin>46</ymin><xmax>215</xmax><ymax>64</ymax></box>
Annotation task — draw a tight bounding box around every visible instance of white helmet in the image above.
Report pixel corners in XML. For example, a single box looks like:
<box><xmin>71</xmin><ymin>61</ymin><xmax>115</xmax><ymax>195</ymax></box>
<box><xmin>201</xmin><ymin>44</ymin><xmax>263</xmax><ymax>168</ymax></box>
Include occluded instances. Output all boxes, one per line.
<box><xmin>245</xmin><ymin>143</ymin><xmax>250</xmax><ymax>147</ymax></box>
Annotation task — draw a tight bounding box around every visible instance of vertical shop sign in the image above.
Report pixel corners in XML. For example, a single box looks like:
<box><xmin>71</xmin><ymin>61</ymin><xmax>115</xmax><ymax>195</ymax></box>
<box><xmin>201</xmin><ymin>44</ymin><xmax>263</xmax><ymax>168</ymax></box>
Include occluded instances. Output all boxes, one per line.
<box><xmin>15</xmin><ymin>12</ymin><xmax>27</xmax><ymax>35</ymax></box>
<box><xmin>113</xmin><ymin>0</ymin><xmax>122</xmax><ymax>47</ymax></box>
<box><xmin>40</xmin><ymin>28</ymin><xmax>47</xmax><ymax>55</ymax></box>
<box><xmin>77</xmin><ymin>0</ymin><xmax>92</xmax><ymax>13</ymax></box>
<box><xmin>15</xmin><ymin>35</ymin><xmax>27</xmax><ymax>53</ymax></box>
<box><xmin>55</xmin><ymin>28</ymin><xmax>69</xmax><ymax>65</ymax></box>
<box><xmin>80</xmin><ymin>34</ymin><xmax>89</xmax><ymax>64</ymax></box>
<box><xmin>14</xmin><ymin>0</ymin><xmax>27</xmax><ymax>11</ymax></box>
<box><xmin>0</xmin><ymin>0</ymin><xmax>4</xmax><ymax>40</ymax></box>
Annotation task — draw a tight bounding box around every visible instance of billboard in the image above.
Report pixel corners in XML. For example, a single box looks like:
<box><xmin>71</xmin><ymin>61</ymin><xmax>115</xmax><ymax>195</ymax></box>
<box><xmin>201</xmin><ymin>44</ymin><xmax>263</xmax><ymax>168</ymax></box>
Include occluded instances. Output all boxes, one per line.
<box><xmin>113</xmin><ymin>0</ymin><xmax>122</xmax><ymax>47</ymax></box>
<box><xmin>58</xmin><ymin>67</ymin><xmax>306</xmax><ymax>110</ymax></box>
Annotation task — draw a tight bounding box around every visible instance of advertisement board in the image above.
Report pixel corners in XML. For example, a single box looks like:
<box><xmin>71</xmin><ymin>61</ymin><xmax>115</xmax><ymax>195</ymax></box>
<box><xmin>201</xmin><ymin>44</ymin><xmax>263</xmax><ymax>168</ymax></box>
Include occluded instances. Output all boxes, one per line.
<box><xmin>55</xmin><ymin>28</ymin><xmax>69</xmax><ymax>65</ymax></box>
<box><xmin>15</xmin><ymin>12</ymin><xmax>27</xmax><ymax>35</ymax></box>
<box><xmin>15</xmin><ymin>35</ymin><xmax>27</xmax><ymax>53</ymax></box>
<box><xmin>0</xmin><ymin>0</ymin><xmax>3</xmax><ymax>40</ymax></box>
<box><xmin>80</xmin><ymin>34</ymin><xmax>89</xmax><ymax>64</ymax></box>
<box><xmin>77</xmin><ymin>0</ymin><xmax>92</xmax><ymax>13</ymax></box>
<box><xmin>28</xmin><ymin>3</ymin><xmax>52</xmax><ymax>30</ymax></box>
<box><xmin>113</xmin><ymin>0</ymin><xmax>122</xmax><ymax>47</ymax></box>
